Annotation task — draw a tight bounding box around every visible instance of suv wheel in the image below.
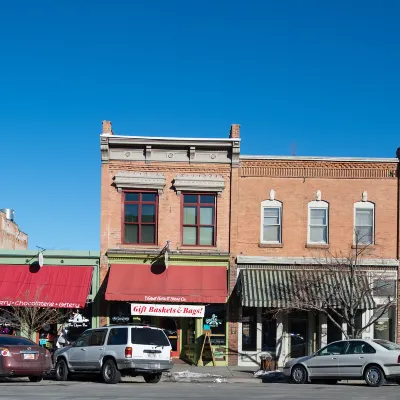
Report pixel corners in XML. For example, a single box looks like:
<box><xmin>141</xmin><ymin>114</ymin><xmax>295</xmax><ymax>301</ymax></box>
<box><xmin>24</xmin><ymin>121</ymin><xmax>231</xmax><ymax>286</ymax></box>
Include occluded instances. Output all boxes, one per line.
<box><xmin>102</xmin><ymin>359</ymin><xmax>121</xmax><ymax>384</ymax></box>
<box><xmin>55</xmin><ymin>359</ymin><xmax>69</xmax><ymax>381</ymax></box>
<box><xmin>144</xmin><ymin>373</ymin><xmax>162</xmax><ymax>384</ymax></box>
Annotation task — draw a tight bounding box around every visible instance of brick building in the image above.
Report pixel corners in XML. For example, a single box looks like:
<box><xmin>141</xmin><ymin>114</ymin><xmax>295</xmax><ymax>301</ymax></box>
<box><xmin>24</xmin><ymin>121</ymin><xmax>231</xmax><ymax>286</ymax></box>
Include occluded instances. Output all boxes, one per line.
<box><xmin>230</xmin><ymin>154</ymin><xmax>400</xmax><ymax>367</ymax></box>
<box><xmin>100</xmin><ymin>121</ymin><xmax>240</xmax><ymax>365</ymax></box>
<box><xmin>99</xmin><ymin>121</ymin><xmax>399</xmax><ymax>367</ymax></box>
<box><xmin>0</xmin><ymin>209</ymin><xmax>28</xmax><ymax>250</ymax></box>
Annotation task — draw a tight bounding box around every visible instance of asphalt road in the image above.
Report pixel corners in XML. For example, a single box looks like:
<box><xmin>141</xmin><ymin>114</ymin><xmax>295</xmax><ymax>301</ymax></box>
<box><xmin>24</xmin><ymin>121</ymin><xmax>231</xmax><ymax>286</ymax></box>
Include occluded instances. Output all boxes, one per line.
<box><xmin>0</xmin><ymin>380</ymin><xmax>399</xmax><ymax>400</ymax></box>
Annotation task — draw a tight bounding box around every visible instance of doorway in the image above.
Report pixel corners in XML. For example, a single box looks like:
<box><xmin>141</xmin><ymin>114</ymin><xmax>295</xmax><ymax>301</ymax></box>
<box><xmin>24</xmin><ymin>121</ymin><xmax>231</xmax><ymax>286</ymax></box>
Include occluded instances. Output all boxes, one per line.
<box><xmin>160</xmin><ymin>318</ymin><xmax>180</xmax><ymax>358</ymax></box>
<box><xmin>289</xmin><ymin>313</ymin><xmax>308</xmax><ymax>359</ymax></box>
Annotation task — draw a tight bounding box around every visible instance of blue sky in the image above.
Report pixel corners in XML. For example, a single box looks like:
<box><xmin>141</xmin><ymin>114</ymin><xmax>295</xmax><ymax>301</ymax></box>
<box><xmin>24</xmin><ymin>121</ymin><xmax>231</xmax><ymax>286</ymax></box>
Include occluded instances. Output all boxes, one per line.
<box><xmin>0</xmin><ymin>1</ymin><xmax>399</xmax><ymax>250</ymax></box>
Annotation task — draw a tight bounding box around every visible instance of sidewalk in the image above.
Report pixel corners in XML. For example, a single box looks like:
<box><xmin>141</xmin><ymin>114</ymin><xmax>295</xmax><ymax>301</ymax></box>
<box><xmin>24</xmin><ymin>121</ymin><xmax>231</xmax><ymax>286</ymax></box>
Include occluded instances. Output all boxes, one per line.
<box><xmin>162</xmin><ymin>364</ymin><xmax>284</xmax><ymax>383</ymax></box>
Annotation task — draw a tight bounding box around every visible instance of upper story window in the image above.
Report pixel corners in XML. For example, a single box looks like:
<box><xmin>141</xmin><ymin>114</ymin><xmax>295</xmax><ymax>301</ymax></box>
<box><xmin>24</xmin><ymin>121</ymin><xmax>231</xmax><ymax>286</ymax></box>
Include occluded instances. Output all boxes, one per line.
<box><xmin>123</xmin><ymin>192</ymin><xmax>158</xmax><ymax>244</ymax></box>
<box><xmin>182</xmin><ymin>194</ymin><xmax>216</xmax><ymax>246</ymax></box>
<box><xmin>261</xmin><ymin>199</ymin><xmax>282</xmax><ymax>244</ymax></box>
<box><xmin>308</xmin><ymin>194</ymin><xmax>329</xmax><ymax>244</ymax></box>
<box><xmin>354</xmin><ymin>199</ymin><xmax>375</xmax><ymax>245</ymax></box>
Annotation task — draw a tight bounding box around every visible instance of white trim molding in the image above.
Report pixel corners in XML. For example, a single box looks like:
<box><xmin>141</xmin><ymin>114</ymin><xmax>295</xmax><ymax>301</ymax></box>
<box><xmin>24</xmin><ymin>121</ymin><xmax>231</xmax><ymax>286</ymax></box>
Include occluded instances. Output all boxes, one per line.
<box><xmin>173</xmin><ymin>174</ymin><xmax>225</xmax><ymax>196</ymax></box>
<box><xmin>236</xmin><ymin>255</ymin><xmax>399</xmax><ymax>267</ymax></box>
<box><xmin>260</xmin><ymin>199</ymin><xmax>282</xmax><ymax>244</ymax></box>
<box><xmin>354</xmin><ymin>200</ymin><xmax>375</xmax><ymax>245</ymax></box>
<box><xmin>113</xmin><ymin>171</ymin><xmax>166</xmax><ymax>194</ymax></box>
<box><xmin>308</xmin><ymin>199</ymin><xmax>329</xmax><ymax>245</ymax></box>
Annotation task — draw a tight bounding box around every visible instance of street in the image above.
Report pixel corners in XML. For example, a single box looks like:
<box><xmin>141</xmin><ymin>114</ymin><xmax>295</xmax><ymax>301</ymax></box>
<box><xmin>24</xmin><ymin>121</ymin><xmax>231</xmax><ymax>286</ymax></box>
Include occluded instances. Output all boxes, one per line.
<box><xmin>0</xmin><ymin>380</ymin><xmax>399</xmax><ymax>400</ymax></box>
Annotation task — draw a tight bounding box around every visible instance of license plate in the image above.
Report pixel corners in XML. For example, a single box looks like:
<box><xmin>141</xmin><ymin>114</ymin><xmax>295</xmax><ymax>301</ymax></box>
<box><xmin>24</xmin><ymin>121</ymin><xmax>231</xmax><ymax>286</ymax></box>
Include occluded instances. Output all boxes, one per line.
<box><xmin>23</xmin><ymin>354</ymin><xmax>35</xmax><ymax>360</ymax></box>
<box><xmin>150</xmin><ymin>363</ymin><xmax>161</xmax><ymax>369</ymax></box>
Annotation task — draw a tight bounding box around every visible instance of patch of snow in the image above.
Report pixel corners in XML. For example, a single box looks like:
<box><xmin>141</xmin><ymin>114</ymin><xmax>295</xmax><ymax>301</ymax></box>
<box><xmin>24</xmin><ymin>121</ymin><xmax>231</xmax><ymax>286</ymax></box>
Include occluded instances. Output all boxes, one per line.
<box><xmin>166</xmin><ymin>370</ymin><xmax>225</xmax><ymax>383</ymax></box>
<box><xmin>253</xmin><ymin>369</ymin><xmax>285</xmax><ymax>382</ymax></box>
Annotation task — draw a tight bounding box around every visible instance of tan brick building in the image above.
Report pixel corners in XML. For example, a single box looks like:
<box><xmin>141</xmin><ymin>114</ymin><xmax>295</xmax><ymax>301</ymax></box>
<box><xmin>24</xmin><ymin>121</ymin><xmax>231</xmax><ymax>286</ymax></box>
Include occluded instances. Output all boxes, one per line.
<box><xmin>100</xmin><ymin>121</ymin><xmax>240</xmax><ymax>366</ymax></box>
<box><xmin>0</xmin><ymin>209</ymin><xmax>28</xmax><ymax>250</ymax></box>
<box><xmin>230</xmin><ymin>154</ymin><xmax>400</xmax><ymax>367</ymax></box>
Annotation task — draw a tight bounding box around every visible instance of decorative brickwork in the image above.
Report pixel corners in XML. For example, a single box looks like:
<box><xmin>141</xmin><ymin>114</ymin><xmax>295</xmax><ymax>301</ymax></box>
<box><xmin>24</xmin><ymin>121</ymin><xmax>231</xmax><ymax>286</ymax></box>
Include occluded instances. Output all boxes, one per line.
<box><xmin>240</xmin><ymin>160</ymin><xmax>398</xmax><ymax>179</ymax></box>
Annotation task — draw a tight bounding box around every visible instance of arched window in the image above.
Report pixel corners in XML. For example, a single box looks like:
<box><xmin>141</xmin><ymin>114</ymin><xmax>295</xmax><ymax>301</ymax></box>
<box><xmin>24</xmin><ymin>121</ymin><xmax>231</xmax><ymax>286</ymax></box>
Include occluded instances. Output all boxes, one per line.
<box><xmin>308</xmin><ymin>200</ymin><xmax>329</xmax><ymax>244</ymax></box>
<box><xmin>260</xmin><ymin>199</ymin><xmax>282</xmax><ymax>244</ymax></box>
<box><xmin>354</xmin><ymin>201</ymin><xmax>375</xmax><ymax>245</ymax></box>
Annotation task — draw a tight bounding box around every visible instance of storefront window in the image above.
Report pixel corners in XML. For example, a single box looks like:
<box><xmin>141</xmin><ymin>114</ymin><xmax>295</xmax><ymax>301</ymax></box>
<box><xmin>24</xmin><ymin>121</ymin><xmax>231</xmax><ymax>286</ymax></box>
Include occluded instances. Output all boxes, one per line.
<box><xmin>262</xmin><ymin>311</ymin><xmax>276</xmax><ymax>356</ymax></box>
<box><xmin>242</xmin><ymin>307</ymin><xmax>257</xmax><ymax>351</ymax></box>
<box><xmin>374</xmin><ymin>312</ymin><xmax>394</xmax><ymax>342</ymax></box>
<box><xmin>327</xmin><ymin>312</ymin><xmax>343</xmax><ymax>344</ymax></box>
<box><xmin>110</xmin><ymin>302</ymin><xmax>132</xmax><ymax>325</ymax></box>
<box><xmin>203</xmin><ymin>305</ymin><xmax>226</xmax><ymax>345</ymax></box>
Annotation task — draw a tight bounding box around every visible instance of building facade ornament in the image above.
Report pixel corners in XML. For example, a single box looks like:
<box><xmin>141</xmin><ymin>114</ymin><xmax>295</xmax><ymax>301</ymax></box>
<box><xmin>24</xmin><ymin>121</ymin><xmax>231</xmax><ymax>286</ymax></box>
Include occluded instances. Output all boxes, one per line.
<box><xmin>173</xmin><ymin>174</ymin><xmax>225</xmax><ymax>196</ymax></box>
<box><xmin>269</xmin><ymin>189</ymin><xmax>275</xmax><ymax>201</ymax></box>
<box><xmin>113</xmin><ymin>172</ymin><xmax>166</xmax><ymax>194</ymax></box>
<box><xmin>362</xmin><ymin>191</ymin><xmax>368</xmax><ymax>202</ymax></box>
<box><xmin>100</xmin><ymin>137</ymin><xmax>109</xmax><ymax>162</ymax></box>
<box><xmin>316</xmin><ymin>190</ymin><xmax>322</xmax><ymax>201</ymax></box>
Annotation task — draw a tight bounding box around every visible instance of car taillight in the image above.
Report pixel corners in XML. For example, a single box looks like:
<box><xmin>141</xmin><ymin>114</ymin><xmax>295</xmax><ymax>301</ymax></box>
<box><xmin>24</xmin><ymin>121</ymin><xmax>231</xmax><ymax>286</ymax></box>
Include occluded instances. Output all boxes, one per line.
<box><xmin>0</xmin><ymin>348</ymin><xmax>11</xmax><ymax>357</ymax></box>
<box><xmin>125</xmin><ymin>347</ymin><xmax>132</xmax><ymax>358</ymax></box>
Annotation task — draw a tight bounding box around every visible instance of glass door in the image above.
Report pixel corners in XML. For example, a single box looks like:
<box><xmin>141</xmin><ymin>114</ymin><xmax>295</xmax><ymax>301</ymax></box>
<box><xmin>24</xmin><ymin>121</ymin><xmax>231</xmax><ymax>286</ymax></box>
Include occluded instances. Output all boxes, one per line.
<box><xmin>160</xmin><ymin>317</ymin><xmax>180</xmax><ymax>358</ymax></box>
<box><xmin>289</xmin><ymin>317</ymin><xmax>308</xmax><ymax>358</ymax></box>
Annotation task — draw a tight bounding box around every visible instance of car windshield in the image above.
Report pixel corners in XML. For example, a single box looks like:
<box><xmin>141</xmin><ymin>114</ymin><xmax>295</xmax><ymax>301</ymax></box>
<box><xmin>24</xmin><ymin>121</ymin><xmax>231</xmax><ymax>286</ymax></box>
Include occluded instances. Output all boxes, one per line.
<box><xmin>373</xmin><ymin>340</ymin><xmax>400</xmax><ymax>351</ymax></box>
<box><xmin>131</xmin><ymin>328</ymin><xmax>170</xmax><ymax>346</ymax></box>
<box><xmin>0</xmin><ymin>336</ymin><xmax>36</xmax><ymax>346</ymax></box>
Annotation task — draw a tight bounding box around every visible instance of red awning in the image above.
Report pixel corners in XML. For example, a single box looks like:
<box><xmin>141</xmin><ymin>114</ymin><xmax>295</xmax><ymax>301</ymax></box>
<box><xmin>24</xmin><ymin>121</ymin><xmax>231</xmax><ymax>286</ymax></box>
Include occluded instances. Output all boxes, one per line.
<box><xmin>105</xmin><ymin>264</ymin><xmax>227</xmax><ymax>303</ymax></box>
<box><xmin>0</xmin><ymin>265</ymin><xmax>93</xmax><ymax>308</ymax></box>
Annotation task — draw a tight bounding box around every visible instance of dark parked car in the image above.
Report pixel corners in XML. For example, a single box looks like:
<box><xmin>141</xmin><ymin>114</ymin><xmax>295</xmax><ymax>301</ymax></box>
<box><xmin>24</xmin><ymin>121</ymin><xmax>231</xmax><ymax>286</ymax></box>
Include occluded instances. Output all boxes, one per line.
<box><xmin>0</xmin><ymin>334</ymin><xmax>52</xmax><ymax>381</ymax></box>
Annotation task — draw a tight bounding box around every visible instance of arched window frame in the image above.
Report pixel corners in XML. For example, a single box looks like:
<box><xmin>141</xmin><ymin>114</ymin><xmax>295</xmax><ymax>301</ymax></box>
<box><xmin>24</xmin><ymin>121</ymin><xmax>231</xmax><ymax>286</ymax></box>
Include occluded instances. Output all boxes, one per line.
<box><xmin>354</xmin><ymin>201</ymin><xmax>375</xmax><ymax>245</ymax></box>
<box><xmin>308</xmin><ymin>200</ymin><xmax>329</xmax><ymax>244</ymax></box>
<box><xmin>260</xmin><ymin>199</ymin><xmax>282</xmax><ymax>244</ymax></box>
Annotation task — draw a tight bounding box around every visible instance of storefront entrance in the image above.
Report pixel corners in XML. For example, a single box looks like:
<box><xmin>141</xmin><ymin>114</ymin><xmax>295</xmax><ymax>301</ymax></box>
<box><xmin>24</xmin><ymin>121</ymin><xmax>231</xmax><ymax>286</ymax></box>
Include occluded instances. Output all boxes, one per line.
<box><xmin>289</xmin><ymin>313</ymin><xmax>308</xmax><ymax>359</ymax></box>
<box><xmin>160</xmin><ymin>317</ymin><xmax>180</xmax><ymax>358</ymax></box>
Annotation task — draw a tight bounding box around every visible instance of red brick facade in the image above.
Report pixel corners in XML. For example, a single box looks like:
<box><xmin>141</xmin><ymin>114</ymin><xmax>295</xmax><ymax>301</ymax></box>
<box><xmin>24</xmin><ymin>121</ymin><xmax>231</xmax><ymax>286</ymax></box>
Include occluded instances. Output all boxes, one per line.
<box><xmin>99</xmin><ymin>121</ymin><xmax>400</xmax><ymax>365</ymax></box>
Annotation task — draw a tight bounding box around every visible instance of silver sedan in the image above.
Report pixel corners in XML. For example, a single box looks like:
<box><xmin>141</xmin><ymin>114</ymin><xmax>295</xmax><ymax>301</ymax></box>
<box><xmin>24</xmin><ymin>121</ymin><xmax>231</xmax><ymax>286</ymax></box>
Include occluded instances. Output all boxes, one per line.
<box><xmin>283</xmin><ymin>339</ymin><xmax>400</xmax><ymax>387</ymax></box>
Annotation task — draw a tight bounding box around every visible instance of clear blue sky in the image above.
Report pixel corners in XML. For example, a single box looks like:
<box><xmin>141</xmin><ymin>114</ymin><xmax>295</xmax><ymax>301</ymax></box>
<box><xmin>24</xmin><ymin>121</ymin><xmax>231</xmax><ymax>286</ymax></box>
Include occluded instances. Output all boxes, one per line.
<box><xmin>1</xmin><ymin>1</ymin><xmax>399</xmax><ymax>251</ymax></box>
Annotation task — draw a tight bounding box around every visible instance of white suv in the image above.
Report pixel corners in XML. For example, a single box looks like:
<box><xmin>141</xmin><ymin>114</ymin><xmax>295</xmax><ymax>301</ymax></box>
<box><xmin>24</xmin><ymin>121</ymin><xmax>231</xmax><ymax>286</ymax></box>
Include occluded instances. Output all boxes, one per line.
<box><xmin>53</xmin><ymin>324</ymin><xmax>173</xmax><ymax>384</ymax></box>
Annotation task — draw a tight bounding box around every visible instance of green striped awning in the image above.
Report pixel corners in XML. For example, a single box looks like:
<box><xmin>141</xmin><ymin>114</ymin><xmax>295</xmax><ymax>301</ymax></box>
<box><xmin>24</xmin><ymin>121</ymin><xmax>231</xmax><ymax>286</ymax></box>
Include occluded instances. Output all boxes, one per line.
<box><xmin>238</xmin><ymin>269</ymin><xmax>375</xmax><ymax>309</ymax></box>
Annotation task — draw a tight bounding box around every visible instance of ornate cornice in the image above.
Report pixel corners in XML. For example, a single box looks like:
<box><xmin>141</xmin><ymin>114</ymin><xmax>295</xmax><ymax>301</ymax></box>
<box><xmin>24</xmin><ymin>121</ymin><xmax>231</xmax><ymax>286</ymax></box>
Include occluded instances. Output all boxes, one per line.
<box><xmin>100</xmin><ymin>136</ymin><xmax>109</xmax><ymax>163</ymax></box>
<box><xmin>173</xmin><ymin>174</ymin><xmax>226</xmax><ymax>195</ymax></box>
<box><xmin>113</xmin><ymin>172</ymin><xmax>166</xmax><ymax>194</ymax></box>
<box><xmin>240</xmin><ymin>160</ymin><xmax>398</xmax><ymax>179</ymax></box>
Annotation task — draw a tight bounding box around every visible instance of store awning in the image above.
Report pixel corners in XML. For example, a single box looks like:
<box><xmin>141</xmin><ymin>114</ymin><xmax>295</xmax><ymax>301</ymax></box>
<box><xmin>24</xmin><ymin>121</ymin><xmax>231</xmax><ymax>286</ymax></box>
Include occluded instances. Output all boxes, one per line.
<box><xmin>238</xmin><ymin>269</ymin><xmax>375</xmax><ymax>309</ymax></box>
<box><xmin>106</xmin><ymin>264</ymin><xmax>227</xmax><ymax>303</ymax></box>
<box><xmin>0</xmin><ymin>265</ymin><xmax>93</xmax><ymax>308</ymax></box>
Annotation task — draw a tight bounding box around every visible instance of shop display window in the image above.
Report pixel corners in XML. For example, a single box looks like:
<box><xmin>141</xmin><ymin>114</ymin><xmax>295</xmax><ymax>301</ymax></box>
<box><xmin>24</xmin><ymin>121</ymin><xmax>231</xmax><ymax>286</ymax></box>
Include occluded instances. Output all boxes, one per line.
<box><xmin>242</xmin><ymin>307</ymin><xmax>257</xmax><ymax>351</ymax></box>
<box><xmin>203</xmin><ymin>305</ymin><xmax>226</xmax><ymax>345</ymax></box>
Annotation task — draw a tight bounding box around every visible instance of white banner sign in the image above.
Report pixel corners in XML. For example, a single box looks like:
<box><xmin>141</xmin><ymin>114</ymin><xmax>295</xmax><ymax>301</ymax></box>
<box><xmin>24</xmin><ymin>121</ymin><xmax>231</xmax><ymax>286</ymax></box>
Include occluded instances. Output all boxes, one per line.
<box><xmin>131</xmin><ymin>303</ymin><xmax>205</xmax><ymax>318</ymax></box>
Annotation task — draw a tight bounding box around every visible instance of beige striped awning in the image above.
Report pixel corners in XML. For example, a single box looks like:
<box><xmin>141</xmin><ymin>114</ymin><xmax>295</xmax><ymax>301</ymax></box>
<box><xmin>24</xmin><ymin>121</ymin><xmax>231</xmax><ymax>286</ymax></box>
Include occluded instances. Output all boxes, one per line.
<box><xmin>238</xmin><ymin>269</ymin><xmax>375</xmax><ymax>309</ymax></box>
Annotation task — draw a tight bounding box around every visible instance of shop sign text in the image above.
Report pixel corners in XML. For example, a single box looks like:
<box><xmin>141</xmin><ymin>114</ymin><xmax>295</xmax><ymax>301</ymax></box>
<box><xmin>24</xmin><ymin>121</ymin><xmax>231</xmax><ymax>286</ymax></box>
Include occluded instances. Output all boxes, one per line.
<box><xmin>0</xmin><ymin>300</ymin><xmax>82</xmax><ymax>308</ymax></box>
<box><xmin>131</xmin><ymin>303</ymin><xmax>205</xmax><ymax>318</ymax></box>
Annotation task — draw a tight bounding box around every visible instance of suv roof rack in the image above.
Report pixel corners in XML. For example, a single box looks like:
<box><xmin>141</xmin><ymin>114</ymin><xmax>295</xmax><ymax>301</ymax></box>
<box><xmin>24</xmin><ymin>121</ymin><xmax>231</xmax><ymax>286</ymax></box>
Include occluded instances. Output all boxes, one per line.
<box><xmin>104</xmin><ymin>323</ymin><xmax>158</xmax><ymax>328</ymax></box>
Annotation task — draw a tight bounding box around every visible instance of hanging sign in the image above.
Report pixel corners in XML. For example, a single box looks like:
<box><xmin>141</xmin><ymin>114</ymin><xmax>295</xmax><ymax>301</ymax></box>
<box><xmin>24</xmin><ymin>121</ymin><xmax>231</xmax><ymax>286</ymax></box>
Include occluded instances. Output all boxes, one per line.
<box><xmin>131</xmin><ymin>303</ymin><xmax>205</xmax><ymax>318</ymax></box>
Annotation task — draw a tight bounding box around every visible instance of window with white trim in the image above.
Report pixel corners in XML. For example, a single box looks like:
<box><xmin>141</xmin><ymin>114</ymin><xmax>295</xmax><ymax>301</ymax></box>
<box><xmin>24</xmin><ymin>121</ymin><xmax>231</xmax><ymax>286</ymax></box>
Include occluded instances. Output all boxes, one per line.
<box><xmin>308</xmin><ymin>200</ymin><xmax>329</xmax><ymax>244</ymax></box>
<box><xmin>354</xmin><ymin>201</ymin><xmax>374</xmax><ymax>245</ymax></box>
<box><xmin>261</xmin><ymin>200</ymin><xmax>282</xmax><ymax>244</ymax></box>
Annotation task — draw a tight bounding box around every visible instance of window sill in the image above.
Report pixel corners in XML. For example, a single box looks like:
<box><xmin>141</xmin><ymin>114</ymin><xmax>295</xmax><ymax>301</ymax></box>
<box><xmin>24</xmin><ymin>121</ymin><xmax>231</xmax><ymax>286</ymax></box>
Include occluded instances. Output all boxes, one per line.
<box><xmin>351</xmin><ymin>244</ymin><xmax>375</xmax><ymax>249</ymax></box>
<box><xmin>259</xmin><ymin>243</ymin><xmax>283</xmax><ymax>248</ymax></box>
<box><xmin>120</xmin><ymin>244</ymin><xmax>161</xmax><ymax>249</ymax></box>
<box><xmin>177</xmin><ymin>245</ymin><xmax>219</xmax><ymax>251</ymax></box>
<box><xmin>305</xmin><ymin>244</ymin><xmax>330</xmax><ymax>249</ymax></box>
